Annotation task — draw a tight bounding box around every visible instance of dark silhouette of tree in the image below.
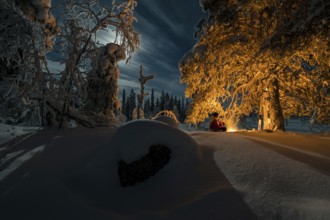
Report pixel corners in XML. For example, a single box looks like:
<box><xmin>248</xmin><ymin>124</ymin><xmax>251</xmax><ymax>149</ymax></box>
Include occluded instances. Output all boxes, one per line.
<box><xmin>121</xmin><ymin>89</ymin><xmax>126</xmax><ymax>115</ymax></box>
<box><xmin>150</xmin><ymin>88</ymin><xmax>155</xmax><ymax>114</ymax></box>
<box><xmin>143</xmin><ymin>98</ymin><xmax>151</xmax><ymax>118</ymax></box>
<box><xmin>128</xmin><ymin>89</ymin><xmax>136</xmax><ymax>120</ymax></box>
<box><xmin>155</xmin><ymin>97</ymin><xmax>161</xmax><ymax>113</ymax></box>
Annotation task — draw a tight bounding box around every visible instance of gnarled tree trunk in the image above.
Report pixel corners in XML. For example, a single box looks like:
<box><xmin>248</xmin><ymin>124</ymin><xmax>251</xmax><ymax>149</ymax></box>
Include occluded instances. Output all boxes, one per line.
<box><xmin>261</xmin><ymin>78</ymin><xmax>285</xmax><ymax>131</ymax></box>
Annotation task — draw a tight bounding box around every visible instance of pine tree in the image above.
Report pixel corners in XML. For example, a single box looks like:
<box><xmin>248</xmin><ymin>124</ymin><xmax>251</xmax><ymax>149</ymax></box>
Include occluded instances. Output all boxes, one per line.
<box><xmin>121</xmin><ymin>89</ymin><xmax>126</xmax><ymax>115</ymax></box>
<box><xmin>164</xmin><ymin>92</ymin><xmax>170</xmax><ymax>110</ymax></box>
<box><xmin>124</xmin><ymin>95</ymin><xmax>130</xmax><ymax>120</ymax></box>
<box><xmin>128</xmin><ymin>89</ymin><xmax>136</xmax><ymax>120</ymax></box>
<box><xmin>144</xmin><ymin>98</ymin><xmax>151</xmax><ymax>118</ymax></box>
<box><xmin>150</xmin><ymin>88</ymin><xmax>155</xmax><ymax>114</ymax></box>
<box><xmin>176</xmin><ymin>97</ymin><xmax>181</xmax><ymax>114</ymax></box>
<box><xmin>155</xmin><ymin>97</ymin><xmax>161</xmax><ymax>114</ymax></box>
<box><xmin>168</xmin><ymin>95</ymin><xmax>174</xmax><ymax>110</ymax></box>
<box><xmin>160</xmin><ymin>91</ymin><xmax>165</xmax><ymax>111</ymax></box>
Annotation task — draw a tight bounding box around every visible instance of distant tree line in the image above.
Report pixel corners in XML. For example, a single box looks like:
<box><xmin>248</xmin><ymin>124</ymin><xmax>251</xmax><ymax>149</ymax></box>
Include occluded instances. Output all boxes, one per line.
<box><xmin>121</xmin><ymin>88</ymin><xmax>188</xmax><ymax>122</ymax></box>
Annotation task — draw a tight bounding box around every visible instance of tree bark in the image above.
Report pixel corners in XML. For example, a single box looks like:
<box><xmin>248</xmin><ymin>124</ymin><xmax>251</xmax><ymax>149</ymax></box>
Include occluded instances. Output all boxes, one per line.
<box><xmin>261</xmin><ymin>78</ymin><xmax>285</xmax><ymax>131</ymax></box>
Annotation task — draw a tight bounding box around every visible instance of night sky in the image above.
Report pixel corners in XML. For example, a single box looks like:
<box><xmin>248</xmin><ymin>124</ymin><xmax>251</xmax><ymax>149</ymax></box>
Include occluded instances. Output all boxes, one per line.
<box><xmin>117</xmin><ymin>0</ymin><xmax>205</xmax><ymax>98</ymax></box>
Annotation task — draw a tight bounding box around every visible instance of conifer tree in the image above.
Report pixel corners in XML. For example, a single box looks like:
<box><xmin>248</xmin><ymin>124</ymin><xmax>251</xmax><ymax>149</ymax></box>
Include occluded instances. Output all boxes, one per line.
<box><xmin>143</xmin><ymin>98</ymin><xmax>151</xmax><ymax>118</ymax></box>
<box><xmin>121</xmin><ymin>89</ymin><xmax>126</xmax><ymax>115</ymax></box>
<box><xmin>128</xmin><ymin>89</ymin><xmax>137</xmax><ymax>120</ymax></box>
<box><xmin>155</xmin><ymin>97</ymin><xmax>161</xmax><ymax>114</ymax></box>
<box><xmin>160</xmin><ymin>91</ymin><xmax>165</xmax><ymax>111</ymax></box>
<box><xmin>150</xmin><ymin>88</ymin><xmax>155</xmax><ymax>114</ymax></box>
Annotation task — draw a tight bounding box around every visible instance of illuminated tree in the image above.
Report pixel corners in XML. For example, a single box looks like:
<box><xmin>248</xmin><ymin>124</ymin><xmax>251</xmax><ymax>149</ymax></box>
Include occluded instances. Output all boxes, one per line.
<box><xmin>180</xmin><ymin>0</ymin><xmax>329</xmax><ymax>130</ymax></box>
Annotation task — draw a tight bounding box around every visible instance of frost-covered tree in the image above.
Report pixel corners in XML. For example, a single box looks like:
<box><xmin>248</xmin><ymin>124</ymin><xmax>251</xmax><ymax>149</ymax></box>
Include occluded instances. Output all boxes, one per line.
<box><xmin>0</xmin><ymin>0</ymin><xmax>59</xmax><ymax>125</ymax></box>
<box><xmin>84</xmin><ymin>42</ymin><xmax>126</xmax><ymax>125</ymax></box>
<box><xmin>180</xmin><ymin>0</ymin><xmax>330</xmax><ymax>130</ymax></box>
<box><xmin>48</xmin><ymin>0</ymin><xmax>139</xmax><ymax>127</ymax></box>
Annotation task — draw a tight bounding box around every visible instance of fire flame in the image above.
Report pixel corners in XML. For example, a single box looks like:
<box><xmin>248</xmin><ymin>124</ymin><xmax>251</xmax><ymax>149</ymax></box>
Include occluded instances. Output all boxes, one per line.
<box><xmin>227</xmin><ymin>128</ymin><xmax>237</xmax><ymax>132</ymax></box>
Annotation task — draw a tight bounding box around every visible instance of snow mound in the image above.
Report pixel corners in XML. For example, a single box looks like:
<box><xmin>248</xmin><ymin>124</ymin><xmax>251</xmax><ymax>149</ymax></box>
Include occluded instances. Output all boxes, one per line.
<box><xmin>152</xmin><ymin>115</ymin><xmax>179</xmax><ymax>128</ymax></box>
<box><xmin>72</xmin><ymin>119</ymin><xmax>203</xmax><ymax>215</ymax></box>
<box><xmin>112</xmin><ymin>120</ymin><xmax>193</xmax><ymax>163</ymax></box>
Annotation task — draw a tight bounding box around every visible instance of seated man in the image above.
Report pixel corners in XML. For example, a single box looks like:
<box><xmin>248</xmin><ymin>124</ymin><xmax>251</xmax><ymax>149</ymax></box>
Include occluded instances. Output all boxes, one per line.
<box><xmin>209</xmin><ymin>112</ymin><xmax>226</xmax><ymax>132</ymax></box>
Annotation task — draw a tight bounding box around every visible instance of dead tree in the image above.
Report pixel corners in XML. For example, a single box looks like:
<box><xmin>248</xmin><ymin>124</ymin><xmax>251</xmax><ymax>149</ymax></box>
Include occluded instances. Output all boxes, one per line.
<box><xmin>137</xmin><ymin>65</ymin><xmax>153</xmax><ymax>119</ymax></box>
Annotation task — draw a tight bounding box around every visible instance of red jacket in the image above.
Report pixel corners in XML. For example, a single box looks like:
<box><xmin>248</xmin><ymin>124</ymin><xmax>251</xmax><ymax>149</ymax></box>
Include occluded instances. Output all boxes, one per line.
<box><xmin>209</xmin><ymin>119</ymin><xmax>225</xmax><ymax>131</ymax></box>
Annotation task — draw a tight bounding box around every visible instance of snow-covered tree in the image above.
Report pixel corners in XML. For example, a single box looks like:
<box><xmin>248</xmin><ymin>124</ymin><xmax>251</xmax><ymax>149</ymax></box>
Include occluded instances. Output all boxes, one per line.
<box><xmin>48</xmin><ymin>0</ymin><xmax>139</xmax><ymax>127</ymax></box>
<box><xmin>84</xmin><ymin>42</ymin><xmax>126</xmax><ymax>124</ymax></box>
<box><xmin>180</xmin><ymin>0</ymin><xmax>330</xmax><ymax>130</ymax></box>
<box><xmin>0</xmin><ymin>0</ymin><xmax>59</xmax><ymax>125</ymax></box>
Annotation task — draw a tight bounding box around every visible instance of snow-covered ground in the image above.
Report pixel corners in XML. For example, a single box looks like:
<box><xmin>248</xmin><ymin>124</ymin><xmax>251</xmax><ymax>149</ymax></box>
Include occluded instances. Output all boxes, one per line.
<box><xmin>190</xmin><ymin>131</ymin><xmax>330</xmax><ymax>220</ymax></box>
<box><xmin>0</xmin><ymin>119</ymin><xmax>329</xmax><ymax>219</ymax></box>
<box><xmin>0</xmin><ymin>123</ymin><xmax>40</xmax><ymax>146</ymax></box>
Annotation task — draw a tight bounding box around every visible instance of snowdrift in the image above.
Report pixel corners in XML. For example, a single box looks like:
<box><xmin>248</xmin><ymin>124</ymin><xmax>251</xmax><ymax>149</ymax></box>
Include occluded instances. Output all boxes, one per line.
<box><xmin>67</xmin><ymin>120</ymin><xmax>211</xmax><ymax>216</ymax></box>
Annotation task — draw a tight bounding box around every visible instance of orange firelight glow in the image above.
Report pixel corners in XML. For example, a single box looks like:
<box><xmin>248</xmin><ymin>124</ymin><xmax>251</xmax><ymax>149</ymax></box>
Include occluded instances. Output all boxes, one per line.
<box><xmin>226</xmin><ymin>127</ymin><xmax>237</xmax><ymax>132</ymax></box>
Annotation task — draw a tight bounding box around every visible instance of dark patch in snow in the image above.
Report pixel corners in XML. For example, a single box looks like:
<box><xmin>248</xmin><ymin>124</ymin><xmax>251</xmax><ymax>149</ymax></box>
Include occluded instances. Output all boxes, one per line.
<box><xmin>118</xmin><ymin>144</ymin><xmax>171</xmax><ymax>187</ymax></box>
